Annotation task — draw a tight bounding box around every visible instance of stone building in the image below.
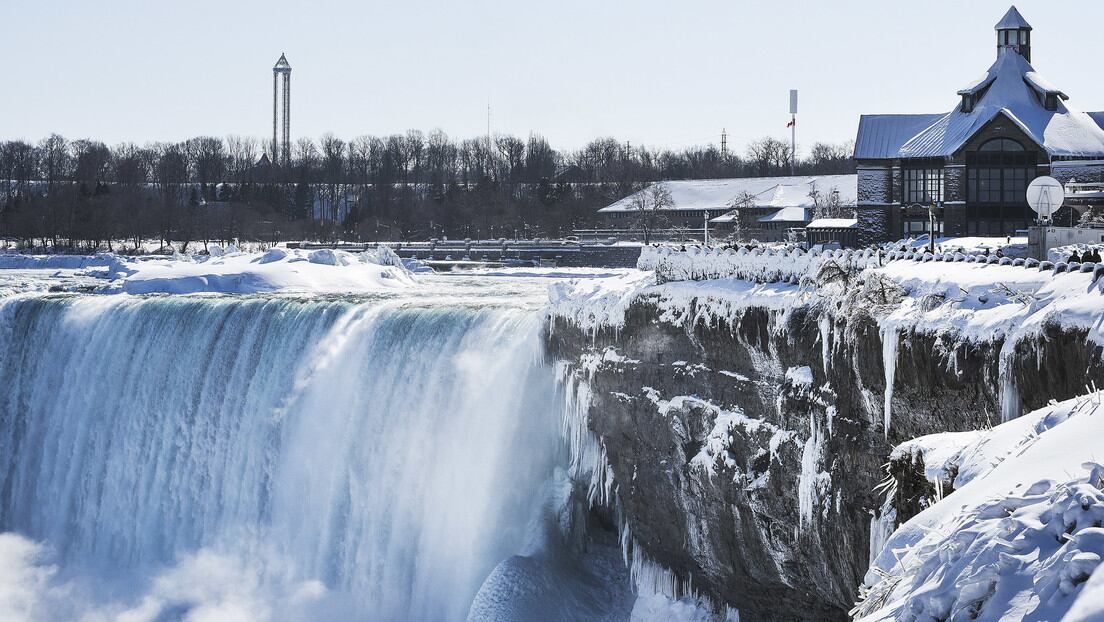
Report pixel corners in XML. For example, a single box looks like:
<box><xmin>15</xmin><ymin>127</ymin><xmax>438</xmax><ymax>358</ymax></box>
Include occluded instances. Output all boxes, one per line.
<box><xmin>853</xmin><ymin>6</ymin><xmax>1104</xmax><ymax>244</ymax></box>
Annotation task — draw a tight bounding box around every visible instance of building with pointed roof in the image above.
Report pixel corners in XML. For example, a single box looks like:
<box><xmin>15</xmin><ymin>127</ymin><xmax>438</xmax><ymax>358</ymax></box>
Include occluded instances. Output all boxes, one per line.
<box><xmin>853</xmin><ymin>6</ymin><xmax>1104</xmax><ymax>242</ymax></box>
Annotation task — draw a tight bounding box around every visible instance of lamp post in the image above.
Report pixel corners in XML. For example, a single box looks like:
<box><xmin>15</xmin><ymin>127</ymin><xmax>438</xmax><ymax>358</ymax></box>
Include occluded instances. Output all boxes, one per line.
<box><xmin>928</xmin><ymin>201</ymin><xmax>938</xmax><ymax>255</ymax></box>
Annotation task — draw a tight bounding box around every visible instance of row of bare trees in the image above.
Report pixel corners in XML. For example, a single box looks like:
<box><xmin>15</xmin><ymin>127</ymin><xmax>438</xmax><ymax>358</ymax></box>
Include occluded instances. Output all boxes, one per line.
<box><xmin>0</xmin><ymin>131</ymin><xmax>855</xmax><ymax>251</ymax></box>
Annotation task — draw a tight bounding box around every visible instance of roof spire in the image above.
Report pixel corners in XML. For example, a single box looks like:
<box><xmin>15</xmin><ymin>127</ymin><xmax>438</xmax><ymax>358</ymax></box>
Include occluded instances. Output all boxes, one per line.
<box><xmin>995</xmin><ymin>7</ymin><xmax>1031</xmax><ymax>62</ymax></box>
<box><xmin>273</xmin><ymin>53</ymin><xmax>291</xmax><ymax>72</ymax></box>
<box><xmin>995</xmin><ymin>6</ymin><xmax>1031</xmax><ymax>31</ymax></box>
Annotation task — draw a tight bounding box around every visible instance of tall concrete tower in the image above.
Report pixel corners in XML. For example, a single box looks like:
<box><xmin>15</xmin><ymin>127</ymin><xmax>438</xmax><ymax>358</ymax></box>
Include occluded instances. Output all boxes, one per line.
<box><xmin>272</xmin><ymin>53</ymin><xmax>292</xmax><ymax>165</ymax></box>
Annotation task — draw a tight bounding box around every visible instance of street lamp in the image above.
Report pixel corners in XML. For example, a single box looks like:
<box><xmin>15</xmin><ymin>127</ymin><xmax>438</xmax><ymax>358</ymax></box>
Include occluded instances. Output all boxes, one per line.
<box><xmin>928</xmin><ymin>201</ymin><xmax>941</xmax><ymax>255</ymax></box>
<box><xmin>905</xmin><ymin>201</ymin><xmax>941</xmax><ymax>254</ymax></box>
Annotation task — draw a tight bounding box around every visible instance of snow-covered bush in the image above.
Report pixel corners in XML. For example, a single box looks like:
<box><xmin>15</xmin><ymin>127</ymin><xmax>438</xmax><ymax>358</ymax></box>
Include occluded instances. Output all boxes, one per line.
<box><xmin>638</xmin><ymin>245</ymin><xmax>882</xmax><ymax>285</ymax></box>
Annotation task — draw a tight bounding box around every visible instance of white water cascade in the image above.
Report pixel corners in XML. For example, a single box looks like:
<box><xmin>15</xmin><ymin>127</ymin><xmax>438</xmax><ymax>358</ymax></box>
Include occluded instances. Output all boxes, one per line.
<box><xmin>0</xmin><ymin>293</ymin><xmax>572</xmax><ymax>621</ymax></box>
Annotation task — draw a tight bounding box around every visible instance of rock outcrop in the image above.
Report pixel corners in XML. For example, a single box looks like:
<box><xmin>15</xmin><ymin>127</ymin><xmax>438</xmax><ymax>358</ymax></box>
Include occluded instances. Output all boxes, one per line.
<box><xmin>549</xmin><ymin>297</ymin><xmax>1104</xmax><ymax>621</ymax></box>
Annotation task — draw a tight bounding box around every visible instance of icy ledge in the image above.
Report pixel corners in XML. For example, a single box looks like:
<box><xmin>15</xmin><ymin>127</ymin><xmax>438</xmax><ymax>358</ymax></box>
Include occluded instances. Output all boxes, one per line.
<box><xmin>555</xmin><ymin>362</ymin><xmax>740</xmax><ymax>622</ymax></box>
<box><xmin>855</xmin><ymin>391</ymin><xmax>1104</xmax><ymax>622</ymax></box>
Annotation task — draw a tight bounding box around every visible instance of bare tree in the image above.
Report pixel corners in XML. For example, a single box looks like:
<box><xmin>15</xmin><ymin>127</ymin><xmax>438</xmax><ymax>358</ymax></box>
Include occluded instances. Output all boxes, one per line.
<box><xmin>809</xmin><ymin>182</ymin><xmax>848</xmax><ymax>220</ymax></box>
<box><xmin>629</xmin><ymin>182</ymin><xmax>673</xmax><ymax>244</ymax></box>
<box><xmin>724</xmin><ymin>191</ymin><xmax>757</xmax><ymax>244</ymax></box>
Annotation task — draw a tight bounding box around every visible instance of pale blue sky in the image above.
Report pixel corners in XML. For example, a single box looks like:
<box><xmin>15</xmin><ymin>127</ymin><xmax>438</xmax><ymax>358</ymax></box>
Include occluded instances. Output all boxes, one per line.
<box><xmin>3</xmin><ymin>0</ymin><xmax>1102</xmax><ymax>155</ymax></box>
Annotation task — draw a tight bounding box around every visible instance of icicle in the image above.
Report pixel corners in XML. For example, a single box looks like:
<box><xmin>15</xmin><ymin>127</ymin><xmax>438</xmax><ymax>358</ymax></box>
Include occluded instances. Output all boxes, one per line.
<box><xmin>818</xmin><ymin>313</ymin><xmax>832</xmax><ymax>373</ymax></box>
<box><xmin>881</xmin><ymin>324</ymin><xmax>899</xmax><ymax>437</ymax></box>
<box><xmin>868</xmin><ymin>498</ymin><xmax>897</xmax><ymax>568</ymax></box>
<box><xmin>997</xmin><ymin>339</ymin><xmax>1022</xmax><ymax>423</ymax></box>
<box><xmin>797</xmin><ymin>413</ymin><xmax>828</xmax><ymax>530</ymax></box>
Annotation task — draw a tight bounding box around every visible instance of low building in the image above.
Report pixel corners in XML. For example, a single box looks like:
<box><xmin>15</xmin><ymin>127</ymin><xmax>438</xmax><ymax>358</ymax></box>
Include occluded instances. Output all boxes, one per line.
<box><xmin>854</xmin><ymin>7</ymin><xmax>1104</xmax><ymax>244</ymax></box>
<box><xmin>806</xmin><ymin>218</ymin><xmax>860</xmax><ymax>248</ymax></box>
<box><xmin>597</xmin><ymin>174</ymin><xmax>856</xmax><ymax>242</ymax></box>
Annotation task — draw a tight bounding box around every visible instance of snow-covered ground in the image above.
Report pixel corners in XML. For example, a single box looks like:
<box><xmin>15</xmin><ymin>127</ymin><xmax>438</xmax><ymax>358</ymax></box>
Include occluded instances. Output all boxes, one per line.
<box><xmin>877</xmin><ymin>259</ymin><xmax>1104</xmax><ymax>347</ymax></box>
<box><xmin>855</xmin><ymin>392</ymin><xmax>1104</xmax><ymax>622</ymax></box>
<box><xmin>900</xmin><ymin>235</ymin><xmax>1029</xmax><ymax>256</ymax></box>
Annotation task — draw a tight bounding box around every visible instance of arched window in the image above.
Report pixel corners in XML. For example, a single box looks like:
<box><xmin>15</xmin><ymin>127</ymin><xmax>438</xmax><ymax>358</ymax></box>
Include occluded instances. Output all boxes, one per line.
<box><xmin>966</xmin><ymin>137</ymin><xmax>1038</xmax><ymax>234</ymax></box>
<box><xmin>978</xmin><ymin>138</ymin><xmax>1025</xmax><ymax>152</ymax></box>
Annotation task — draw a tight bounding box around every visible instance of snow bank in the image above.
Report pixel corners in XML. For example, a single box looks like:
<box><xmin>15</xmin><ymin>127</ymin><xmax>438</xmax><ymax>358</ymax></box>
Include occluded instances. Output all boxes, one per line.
<box><xmin>548</xmin><ymin>271</ymin><xmax>656</xmax><ymax>333</ymax></box>
<box><xmin>0</xmin><ymin>252</ymin><xmax>131</xmax><ymax>272</ymax></box>
<box><xmin>876</xmin><ymin>258</ymin><xmax>1104</xmax><ymax>347</ymax></box>
<box><xmin>900</xmin><ymin>235</ymin><xmax>1028</xmax><ymax>256</ymax></box>
<box><xmin>81</xmin><ymin>248</ymin><xmax>412</xmax><ymax>296</ymax></box>
<box><xmin>549</xmin><ymin>268</ymin><xmax>806</xmax><ymax>335</ymax></box>
<box><xmin>856</xmin><ymin>392</ymin><xmax>1104</xmax><ymax>622</ymax></box>
<box><xmin>0</xmin><ymin>248</ymin><xmax>418</xmax><ymax>296</ymax></box>
<box><xmin>93</xmin><ymin>248</ymin><xmax>416</xmax><ymax>295</ymax></box>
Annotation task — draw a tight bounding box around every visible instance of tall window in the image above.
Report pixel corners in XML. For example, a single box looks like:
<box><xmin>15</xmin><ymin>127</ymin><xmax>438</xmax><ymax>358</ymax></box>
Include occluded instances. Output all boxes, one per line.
<box><xmin>966</xmin><ymin>138</ymin><xmax>1037</xmax><ymax>234</ymax></box>
<box><xmin>904</xmin><ymin>166</ymin><xmax>944</xmax><ymax>204</ymax></box>
<box><xmin>966</xmin><ymin>139</ymin><xmax>1036</xmax><ymax>204</ymax></box>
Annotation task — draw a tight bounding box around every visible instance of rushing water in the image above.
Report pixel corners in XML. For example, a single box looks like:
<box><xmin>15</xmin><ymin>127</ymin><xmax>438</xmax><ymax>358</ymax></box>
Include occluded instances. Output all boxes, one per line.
<box><xmin>0</xmin><ymin>275</ymin><xmax>607</xmax><ymax>621</ymax></box>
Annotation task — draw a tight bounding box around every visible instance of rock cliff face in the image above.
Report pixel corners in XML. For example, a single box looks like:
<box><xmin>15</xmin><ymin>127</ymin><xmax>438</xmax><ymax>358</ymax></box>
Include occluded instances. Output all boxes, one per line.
<box><xmin>548</xmin><ymin>299</ymin><xmax>1104</xmax><ymax>621</ymax></box>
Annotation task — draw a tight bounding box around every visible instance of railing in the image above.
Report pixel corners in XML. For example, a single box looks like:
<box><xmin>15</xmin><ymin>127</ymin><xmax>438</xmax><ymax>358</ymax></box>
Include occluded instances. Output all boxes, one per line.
<box><xmin>640</xmin><ymin>244</ymin><xmax>1104</xmax><ymax>285</ymax></box>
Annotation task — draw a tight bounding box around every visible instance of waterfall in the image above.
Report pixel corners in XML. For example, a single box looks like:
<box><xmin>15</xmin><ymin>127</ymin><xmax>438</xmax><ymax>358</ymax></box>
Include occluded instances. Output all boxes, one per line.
<box><xmin>0</xmin><ymin>294</ymin><xmax>565</xmax><ymax>621</ymax></box>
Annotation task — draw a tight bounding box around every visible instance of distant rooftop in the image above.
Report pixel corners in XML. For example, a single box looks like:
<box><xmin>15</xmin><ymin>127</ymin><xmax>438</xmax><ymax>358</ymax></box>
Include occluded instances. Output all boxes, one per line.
<box><xmin>598</xmin><ymin>175</ymin><xmax>857</xmax><ymax>214</ymax></box>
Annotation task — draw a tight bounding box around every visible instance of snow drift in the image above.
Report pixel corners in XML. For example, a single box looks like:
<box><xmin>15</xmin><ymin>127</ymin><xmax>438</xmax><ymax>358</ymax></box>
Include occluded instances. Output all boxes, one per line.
<box><xmin>93</xmin><ymin>246</ymin><xmax>416</xmax><ymax>294</ymax></box>
<box><xmin>856</xmin><ymin>392</ymin><xmax>1104</xmax><ymax>622</ymax></box>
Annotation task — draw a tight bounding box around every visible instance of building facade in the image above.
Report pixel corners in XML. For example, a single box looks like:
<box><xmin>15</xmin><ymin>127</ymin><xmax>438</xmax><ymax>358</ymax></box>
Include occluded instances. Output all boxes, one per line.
<box><xmin>853</xmin><ymin>7</ymin><xmax>1104</xmax><ymax>243</ymax></box>
<box><xmin>597</xmin><ymin>174</ymin><xmax>856</xmax><ymax>243</ymax></box>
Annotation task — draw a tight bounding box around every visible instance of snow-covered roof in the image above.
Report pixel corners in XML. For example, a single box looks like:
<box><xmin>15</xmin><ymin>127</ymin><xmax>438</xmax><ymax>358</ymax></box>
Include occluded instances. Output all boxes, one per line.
<box><xmin>1023</xmin><ymin>72</ymin><xmax>1066</xmax><ymax>100</ymax></box>
<box><xmin>857</xmin><ymin>50</ymin><xmax>1104</xmax><ymax>160</ymax></box>
<box><xmin>598</xmin><ymin>175</ymin><xmax>856</xmax><ymax>214</ymax></box>
<box><xmin>1088</xmin><ymin>112</ymin><xmax>1104</xmax><ymax>131</ymax></box>
<box><xmin>994</xmin><ymin>6</ymin><xmax>1031</xmax><ymax>30</ymax></box>
<box><xmin>757</xmin><ymin>207</ymin><xmax>810</xmax><ymax>223</ymax></box>
<box><xmin>708</xmin><ymin>212</ymin><xmax>739</xmax><ymax>223</ymax></box>
<box><xmin>854</xmin><ymin>114</ymin><xmax>946</xmax><ymax>160</ymax></box>
<box><xmin>806</xmin><ymin>218</ymin><xmax>858</xmax><ymax>229</ymax></box>
<box><xmin>901</xmin><ymin>52</ymin><xmax>1104</xmax><ymax>158</ymax></box>
<box><xmin>709</xmin><ymin>206</ymin><xmax>811</xmax><ymax>224</ymax></box>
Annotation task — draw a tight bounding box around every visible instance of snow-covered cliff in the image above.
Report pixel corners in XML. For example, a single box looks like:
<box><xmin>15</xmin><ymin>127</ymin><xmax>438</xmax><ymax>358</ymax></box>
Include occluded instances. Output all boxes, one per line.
<box><xmin>547</xmin><ymin>251</ymin><xmax>1104</xmax><ymax>620</ymax></box>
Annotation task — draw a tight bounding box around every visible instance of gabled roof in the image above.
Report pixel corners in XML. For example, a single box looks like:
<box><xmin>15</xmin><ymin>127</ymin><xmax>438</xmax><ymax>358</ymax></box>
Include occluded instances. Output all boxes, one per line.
<box><xmin>854</xmin><ymin>114</ymin><xmax>946</xmax><ymax>160</ymax></box>
<box><xmin>598</xmin><ymin>175</ymin><xmax>856</xmax><ymax>214</ymax></box>
<box><xmin>758</xmin><ymin>206</ymin><xmax>811</xmax><ymax>223</ymax></box>
<box><xmin>899</xmin><ymin>52</ymin><xmax>1104</xmax><ymax>158</ymax></box>
<box><xmin>995</xmin><ymin>6</ymin><xmax>1031</xmax><ymax>30</ymax></box>
<box><xmin>856</xmin><ymin>50</ymin><xmax>1104</xmax><ymax>160</ymax></box>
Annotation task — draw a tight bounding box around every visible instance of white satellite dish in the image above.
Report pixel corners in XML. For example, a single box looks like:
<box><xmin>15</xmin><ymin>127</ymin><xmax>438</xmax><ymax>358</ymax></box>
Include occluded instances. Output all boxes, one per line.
<box><xmin>1026</xmin><ymin>176</ymin><xmax>1064</xmax><ymax>219</ymax></box>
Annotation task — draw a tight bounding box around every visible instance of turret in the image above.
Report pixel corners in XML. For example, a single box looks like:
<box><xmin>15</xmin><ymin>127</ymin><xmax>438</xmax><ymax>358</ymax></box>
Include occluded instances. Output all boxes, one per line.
<box><xmin>995</xmin><ymin>6</ymin><xmax>1031</xmax><ymax>62</ymax></box>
